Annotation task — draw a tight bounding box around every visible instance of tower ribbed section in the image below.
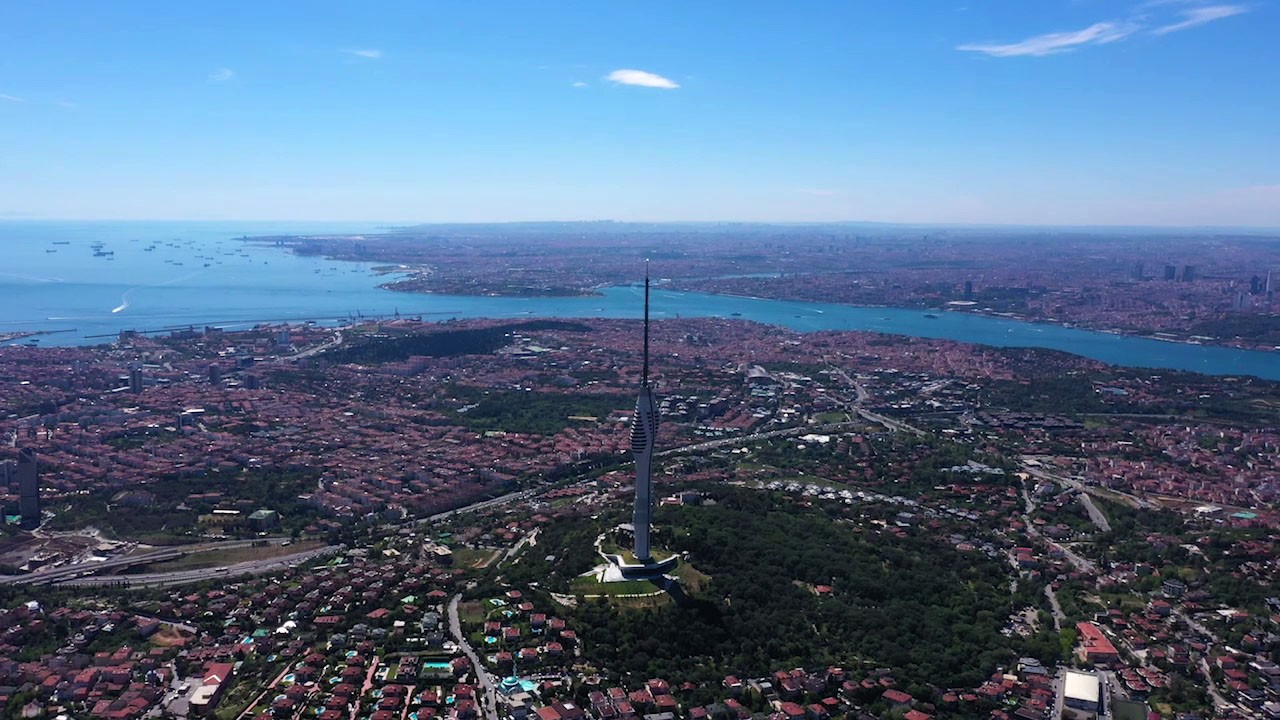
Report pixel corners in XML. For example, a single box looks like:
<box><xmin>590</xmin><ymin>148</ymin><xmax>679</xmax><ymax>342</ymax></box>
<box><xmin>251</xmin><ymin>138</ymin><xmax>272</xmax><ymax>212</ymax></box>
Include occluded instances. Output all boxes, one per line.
<box><xmin>631</xmin><ymin>387</ymin><xmax>658</xmax><ymax>561</ymax></box>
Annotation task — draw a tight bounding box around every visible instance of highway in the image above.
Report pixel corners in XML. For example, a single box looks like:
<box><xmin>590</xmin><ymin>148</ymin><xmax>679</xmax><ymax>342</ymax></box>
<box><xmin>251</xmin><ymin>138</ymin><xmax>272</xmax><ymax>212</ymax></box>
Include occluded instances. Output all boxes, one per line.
<box><xmin>1019</xmin><ymin>457</ymin><xmax>1153</xmax><ymax>511</ymax></box>
<box><xmin>1</xmin><ymin>537</ymin><xmax>301</xmax><ymax>586</ymax></box>
<box><xmin>1016</xmin><ymin>465</ymin><xmax>1099</xmax><ymax>575</ymax></box>
<box><xmin>826</xmin><ymin>362</ymin><xmax>924</xmax><ymax>436</ymax></box>
<box><xmin>656</xmin><ymin>419</ymin><xmax>868</xmax><ymax>458</ymax></box>
<box><xmin>37</xmin><ymin>544</ymin><xmax>340</xmax><ymax>589</ymax></box>
<box><xmin>283</xmin><ymin>330</ymin><xmax>343</xmax><ymax>361</ymax></box>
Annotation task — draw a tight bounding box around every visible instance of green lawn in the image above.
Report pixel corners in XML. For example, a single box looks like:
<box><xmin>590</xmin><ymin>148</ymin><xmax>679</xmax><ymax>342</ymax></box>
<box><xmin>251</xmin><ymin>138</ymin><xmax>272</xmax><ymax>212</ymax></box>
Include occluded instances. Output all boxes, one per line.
<box><xmin>452</xmin><ymin>547</ymin><xmax>499</xmax><ymax>569</ymax></box>
<box><xmin>457</xmin><ymin>600</ymin><xmax>486</xmax><ymax>626</ymax></box>
<box><xmin>671</xmin><ymin>561</ymin><xmax>710</xmax><ymax>592</ymax></box>
<box><xmin>570</xmin><ymin>575</ymin><xmax>663</xmax><ymax>596</ymax></box>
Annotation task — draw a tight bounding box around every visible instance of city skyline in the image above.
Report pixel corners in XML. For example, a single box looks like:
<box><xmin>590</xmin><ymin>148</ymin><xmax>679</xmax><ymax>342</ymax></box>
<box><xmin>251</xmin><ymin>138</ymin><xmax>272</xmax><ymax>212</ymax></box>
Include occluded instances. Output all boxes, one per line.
<box><xmin>2</xmin><ymin>1</ymin><xmax>1278</xmax><ymax>226</ymax></box>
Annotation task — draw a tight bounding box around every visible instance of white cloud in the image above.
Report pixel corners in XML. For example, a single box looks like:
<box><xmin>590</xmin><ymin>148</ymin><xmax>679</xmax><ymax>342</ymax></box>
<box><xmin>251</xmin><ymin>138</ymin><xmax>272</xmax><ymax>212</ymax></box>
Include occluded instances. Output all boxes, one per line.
<box><xmin>208</xmin><ymin>68</ymin><xmax>235</xmax><ymax>82</ymax></box>
<box><xmin>343</xmin><ymin>48</ymin><xmax>382</xmax><ymax>59</ymax></box>
<box><xmin>958</xmin><ymin>21</ymin><xmax>1136</xmax><ymax>57</ymax></box>
<box><xmin>572</xmin><ymin>81</ymin><xmax>588</xmax><ymax>88</ymax></box>
<box><xmin>55</xmin><ymin>100</ymin><xmax>79</xmax><ymax>109</ymax></box>
<box><xmin>606</xmin><ymin>68</ymin><xmax>679</xmax><ymax>89</ymax></box>
<box><xmin>1</xmin><ymin>93</ymin><xmax>26</xmax><ymax>103</ymax></box>
<box><xmin>959</xmin><ymin>2</ymin><xmax>1250</xmax><ymax>57</ymax></box>
<box><xmin>1151</xmin><ymin>4</ymin><xmax>1247</xmax><ymax>34</ymax></box>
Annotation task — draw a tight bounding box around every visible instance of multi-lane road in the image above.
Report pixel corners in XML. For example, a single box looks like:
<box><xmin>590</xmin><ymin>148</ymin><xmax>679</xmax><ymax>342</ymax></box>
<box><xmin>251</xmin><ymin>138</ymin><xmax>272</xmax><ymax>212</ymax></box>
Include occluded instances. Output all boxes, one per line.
<box><xmin>55</xmin><ymin>544</ymin><xmax>341</xmax><ymax>588</ymax></box>
<box><xmin>2</xmin><ymin>538</ymin><xmax>339</xmax><ymax>588</ymax></box>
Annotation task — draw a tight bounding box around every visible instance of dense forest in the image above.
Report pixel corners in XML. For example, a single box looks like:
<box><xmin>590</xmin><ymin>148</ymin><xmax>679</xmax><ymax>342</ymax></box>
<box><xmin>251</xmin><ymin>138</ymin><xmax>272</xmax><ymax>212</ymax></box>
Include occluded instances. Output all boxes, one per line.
<box><xmin>505</xmin><ymin>485</ymin><xmax>1033</xmax><ymax>695</ymax></box>
<box><xmin>324</xmin><ymin>320</ymin><xmax>593</xmax><ymax>364</ymax></box>
<box><xmin>447</xmin><ymin>385</ymin><xmax>629</xmax><ymax>435</ymax></box>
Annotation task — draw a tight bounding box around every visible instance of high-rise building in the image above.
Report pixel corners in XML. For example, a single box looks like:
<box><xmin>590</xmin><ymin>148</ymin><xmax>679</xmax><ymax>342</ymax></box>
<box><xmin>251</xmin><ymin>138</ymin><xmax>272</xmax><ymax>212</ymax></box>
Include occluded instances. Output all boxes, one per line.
<box><xmin>209</xmin><ymin>364</ymin><xmax>223</xmax><ymax>384</ymax></box>
<box><xmin>129</xmin><ymin>365</ymin><xmax>143</xmax><ymax>394</ymax></box>
<box><xmin>963</xmin><ymin>281</ymin><xmax>974</xmax><ymax>301</ymax></box>
<box><xmin>1164</xmin><ymin>265</ymin><xmax>1177</xmax><ymax>281</ymax></box>
<box><xmin>18</xmin><ymin>448</ymin><xmax>39</xmax><ymax>529</ymax></box>
<box><xmin>630</xmin><ymin>266</ymin><xmax>659</xmax><ymax>562</ymax></box>
<box><xmin>1182</xmin><ymin>265</ymin><xmax>1197</xmax><ymax>282</ymax></box>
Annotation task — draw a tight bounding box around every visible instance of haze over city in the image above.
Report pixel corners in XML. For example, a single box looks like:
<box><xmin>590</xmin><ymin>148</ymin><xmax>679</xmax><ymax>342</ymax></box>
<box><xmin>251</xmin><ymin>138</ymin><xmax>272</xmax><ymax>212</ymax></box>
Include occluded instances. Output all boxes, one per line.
<box><xmin>2</xmin><ymin>1</ymin><xmax>1278</xmax><ymax>225</ymax></box>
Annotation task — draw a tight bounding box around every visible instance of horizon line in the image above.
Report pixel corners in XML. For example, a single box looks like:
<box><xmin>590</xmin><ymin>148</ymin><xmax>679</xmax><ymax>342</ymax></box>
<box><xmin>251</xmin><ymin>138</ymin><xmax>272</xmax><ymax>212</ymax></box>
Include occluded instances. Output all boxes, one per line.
<box><xmin>1</xmin><ymin>217</ymin><xmax>1278</xmax><ymax>233</ymax></box>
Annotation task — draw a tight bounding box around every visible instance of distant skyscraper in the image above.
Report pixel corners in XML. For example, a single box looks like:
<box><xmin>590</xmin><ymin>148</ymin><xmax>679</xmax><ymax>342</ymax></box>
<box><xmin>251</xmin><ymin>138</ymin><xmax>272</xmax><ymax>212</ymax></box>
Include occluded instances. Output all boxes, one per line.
<box><xmin>1130</xmin><ymin>262</ymin><xmax>1144</xmax><ymax>281</ymax></box>
<box><xmin>1182</xmin><ymin>265</ymin><xmax>1197</xmax><ymax>282</ymax></box>
<box><xmin>0</xmin><ymin>459</ymin><xmax>14</xmax><ymax>489</ymax></box>
<box><xmin>209</xmin><ymin>364</ymin><xmax>223</xmax><ymax>384</ymax></box>
<box><xmin>963</xmin><ymin>281</ymin><xmax>974</xmax><ymax>300</ymax></box>
<box><xmin>630</xmin><ymin>265</ymin><xmax>659</xmax><ymax>563</ymax></box>
<box><xmin>128</xmin><ymin>365</ymin><xmax>142</xmax><ymax>394</ymax></box>
<box><xmin>1164</xmin><ymin>265</ymin><xmax>1177</xmax><ymax>281</ymax></box>
<box><xmin>18</xmin><ymin>448</ymin><xmax>38</xmax><ymax>529</ymax></box>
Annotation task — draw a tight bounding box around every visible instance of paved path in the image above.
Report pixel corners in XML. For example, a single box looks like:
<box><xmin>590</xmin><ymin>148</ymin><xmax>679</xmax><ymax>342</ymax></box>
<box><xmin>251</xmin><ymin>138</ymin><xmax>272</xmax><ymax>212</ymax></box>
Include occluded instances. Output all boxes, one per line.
<box><xmin>235</xmin><ymin>664</ymin><xmax>294</xmax><ymax>720</ymax></box>
<box><xmin>1197</xmin><ymin>656</ymin><xmax>1237</xmax><ymax>713</ymax></box>
<box><xmin>448</xmin><ymin>594</ymin><xmax>500</xmax><ymax>720</ymax></box>
<box><xmin>1044</xmin><ymin>584</ymin><xmax>1065</xmax><ymax>631</ymax></box>
<box><xmin>500</xmin><ymin>528</ymin><xmax>539</xmax><ymax>566</ymax></box>
<box><xmin>1079</xmin><ymin>493</ymin><xmax>1112</xmax><ymax>532</ymax></box>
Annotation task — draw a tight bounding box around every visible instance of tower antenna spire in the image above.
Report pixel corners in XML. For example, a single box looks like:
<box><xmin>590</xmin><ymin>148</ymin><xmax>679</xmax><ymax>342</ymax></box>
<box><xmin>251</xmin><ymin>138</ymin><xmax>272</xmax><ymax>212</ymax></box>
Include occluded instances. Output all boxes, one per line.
<box><xmin>643</xmin><ymin>260</ymin><xmax>650</xmax><ymax>387</ymax></box>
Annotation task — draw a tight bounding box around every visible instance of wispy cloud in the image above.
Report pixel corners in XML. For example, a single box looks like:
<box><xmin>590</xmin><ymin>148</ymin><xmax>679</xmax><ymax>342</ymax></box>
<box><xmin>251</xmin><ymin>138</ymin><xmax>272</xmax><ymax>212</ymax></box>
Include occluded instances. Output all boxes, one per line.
<box><xmin>572</xmin><ymin>81</ymin><xmax>588</xmax><ymax>88</ymax></box>
<box><xmin>55</xmin><ymin>100</ymin><xmax>79</xmax><ymax>109</ymax></box>
<box><xmin>208</xmin><ymin>67</ymin><xmax>235</xmax><ymax>82</ymax></box>
<box><xmin>606</xmin><ymin>69</ymin><xmax>679</xmax><ymax>89</ymax></box>
<box><xmin>1152</xmin><ymin>4</ymin><xmax>1247</xmax><ymax>34</ymax></box>
<box><xmin>1</xmin><ymin>93</ymin><xmax>26</xmax><ymax>103</ymax></box>
<box><xmin>958</xmin><ymin>21</ymin><xmax>1136</xmax><ymax>57</ymax></box>
<box><xmin>343</xmin><ymin>48</ymin><xmax>382</xmax><ymax>59</ymax></box>
<box><xmin>959</xmin><ymin>1</ymin><xmax>1249</xmax><ymax>57</ymax></box>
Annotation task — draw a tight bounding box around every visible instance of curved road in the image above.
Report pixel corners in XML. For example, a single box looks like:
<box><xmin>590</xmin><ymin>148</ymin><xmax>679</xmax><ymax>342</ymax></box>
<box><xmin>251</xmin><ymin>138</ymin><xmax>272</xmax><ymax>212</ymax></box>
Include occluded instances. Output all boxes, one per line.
<box><xmin>448</xmin><ymin>593</ymin><xmax>500</xmax><ymax>720</ymax></box>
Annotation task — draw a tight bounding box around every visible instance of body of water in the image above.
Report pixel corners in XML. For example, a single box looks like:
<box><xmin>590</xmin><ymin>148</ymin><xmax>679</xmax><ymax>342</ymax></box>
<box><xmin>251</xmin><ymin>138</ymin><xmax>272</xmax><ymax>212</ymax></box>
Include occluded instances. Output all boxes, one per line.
<box><xmin>2</xmin><ymin>221</ymin><xmax>1277</xmax><ymax>380</ymax></box>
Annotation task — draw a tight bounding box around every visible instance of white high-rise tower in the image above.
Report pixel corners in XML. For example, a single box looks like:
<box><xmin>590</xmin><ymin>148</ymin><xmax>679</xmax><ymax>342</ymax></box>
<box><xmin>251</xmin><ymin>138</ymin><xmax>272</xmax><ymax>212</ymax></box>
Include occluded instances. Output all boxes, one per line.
<box><xmin>630</xmin><ymin>264</ymin><xmax>658</xmax><ymax>562</ymax></box>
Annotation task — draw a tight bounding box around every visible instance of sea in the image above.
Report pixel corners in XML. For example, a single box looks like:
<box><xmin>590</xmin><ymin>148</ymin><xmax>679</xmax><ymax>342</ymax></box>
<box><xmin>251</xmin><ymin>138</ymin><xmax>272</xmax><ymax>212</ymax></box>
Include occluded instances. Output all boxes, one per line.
<box><xmin>1</xmin><ymin>220</ymin><xmax>1277</xmax><ymax>380</ymax></box>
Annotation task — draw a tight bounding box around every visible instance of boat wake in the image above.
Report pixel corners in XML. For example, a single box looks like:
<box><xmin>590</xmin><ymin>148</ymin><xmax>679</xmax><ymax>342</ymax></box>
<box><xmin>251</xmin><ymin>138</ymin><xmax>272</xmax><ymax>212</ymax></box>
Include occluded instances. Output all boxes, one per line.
<box><xmin>111</xmin><ymin>288</ymin><xmax>136</xmax><ymax>314</ymax></box>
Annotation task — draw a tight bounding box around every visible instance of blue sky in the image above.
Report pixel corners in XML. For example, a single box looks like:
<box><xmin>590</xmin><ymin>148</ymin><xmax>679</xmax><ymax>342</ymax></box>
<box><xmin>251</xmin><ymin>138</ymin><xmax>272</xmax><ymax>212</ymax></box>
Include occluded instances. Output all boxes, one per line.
<box><xmin>1</xmin><ymin>1</ymin><xmax>1277</xmax><ymax>225</ymax></box>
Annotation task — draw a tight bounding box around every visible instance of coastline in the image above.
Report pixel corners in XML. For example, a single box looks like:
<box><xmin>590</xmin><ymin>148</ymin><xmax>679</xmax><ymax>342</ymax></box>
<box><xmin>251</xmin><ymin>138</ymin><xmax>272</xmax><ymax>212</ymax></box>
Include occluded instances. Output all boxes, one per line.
<box><xmin>252</xmin><ymin>232</ymin><xmax>1279</xmax><ymax>354</ymax></box>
